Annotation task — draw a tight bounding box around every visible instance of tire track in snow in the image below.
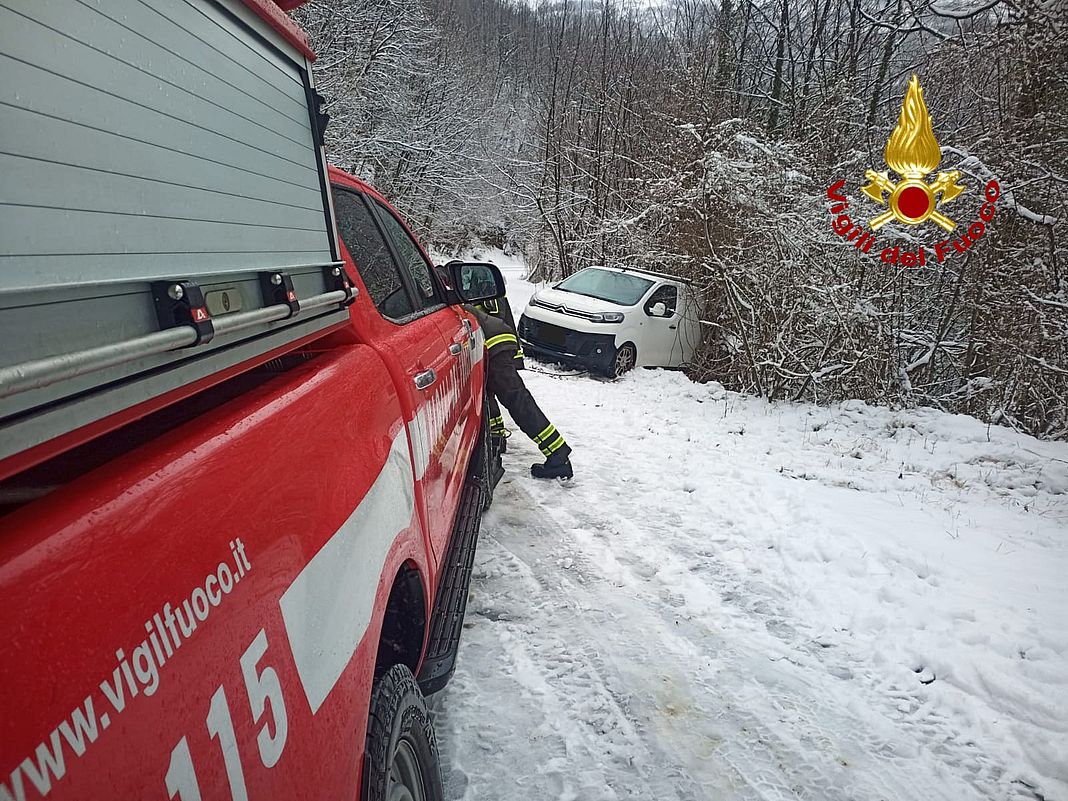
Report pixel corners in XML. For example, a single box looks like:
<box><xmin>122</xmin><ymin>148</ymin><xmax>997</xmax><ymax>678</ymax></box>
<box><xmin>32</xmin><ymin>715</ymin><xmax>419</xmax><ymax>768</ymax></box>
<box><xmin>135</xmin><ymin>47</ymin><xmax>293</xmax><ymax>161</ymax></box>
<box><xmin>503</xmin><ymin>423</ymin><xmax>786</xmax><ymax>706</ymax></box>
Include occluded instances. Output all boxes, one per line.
<box><xmin>437</xmin><ymin>494</ymin><xmax>707</xmax><ymax>800</ymax></box>
<box><xmin>553</xmin><ymin>475</ymin><xmax>1048</xmax><ymax>801</ymax></box>
<box><xmin>438</xmin><ymin>470</ymin><xmax>1025</xmax><ymax>801</ymax></box>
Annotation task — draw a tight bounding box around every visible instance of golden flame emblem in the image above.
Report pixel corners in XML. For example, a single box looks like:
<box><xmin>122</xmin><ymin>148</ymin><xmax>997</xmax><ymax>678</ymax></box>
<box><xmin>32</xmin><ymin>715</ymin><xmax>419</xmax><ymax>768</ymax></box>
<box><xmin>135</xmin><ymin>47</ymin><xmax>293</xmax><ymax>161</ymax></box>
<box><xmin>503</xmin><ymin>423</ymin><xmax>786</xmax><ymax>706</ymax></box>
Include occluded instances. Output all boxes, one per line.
<box><xmin>861</xmin><ymin>75</ymin><xmax>965</xmax><ymax>231</ymax></box>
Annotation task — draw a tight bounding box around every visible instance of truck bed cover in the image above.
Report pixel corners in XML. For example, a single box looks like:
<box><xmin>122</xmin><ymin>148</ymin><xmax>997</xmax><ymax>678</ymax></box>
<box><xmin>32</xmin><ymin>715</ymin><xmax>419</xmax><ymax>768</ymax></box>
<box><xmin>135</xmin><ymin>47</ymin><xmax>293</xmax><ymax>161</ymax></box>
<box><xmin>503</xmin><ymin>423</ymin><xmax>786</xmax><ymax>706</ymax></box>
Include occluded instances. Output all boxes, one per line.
<box><xmin>0</xmin><ymin>0</ymin><xmax>347</xmax><ymax>469</ymax></box>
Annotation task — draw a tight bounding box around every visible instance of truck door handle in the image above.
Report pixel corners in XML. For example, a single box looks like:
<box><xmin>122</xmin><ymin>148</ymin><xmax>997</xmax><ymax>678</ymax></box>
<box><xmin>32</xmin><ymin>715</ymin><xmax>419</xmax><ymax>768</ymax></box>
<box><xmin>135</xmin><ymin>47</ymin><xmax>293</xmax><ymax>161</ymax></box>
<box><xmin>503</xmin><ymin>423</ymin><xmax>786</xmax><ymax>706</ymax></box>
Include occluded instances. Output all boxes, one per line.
<box><xmin>669</xmin><ymin>324</ymin><xmax>677</xmax><ymax>330</ymax></box>
<box><xmin>414</xmin><ymin>369</ymin><xmax>436</xmax><ymax>390</ymax></box>
<box><xmin>449</xmin><ymin>343</ymin><xmax>463</xmax><ymax>356</ymax></box>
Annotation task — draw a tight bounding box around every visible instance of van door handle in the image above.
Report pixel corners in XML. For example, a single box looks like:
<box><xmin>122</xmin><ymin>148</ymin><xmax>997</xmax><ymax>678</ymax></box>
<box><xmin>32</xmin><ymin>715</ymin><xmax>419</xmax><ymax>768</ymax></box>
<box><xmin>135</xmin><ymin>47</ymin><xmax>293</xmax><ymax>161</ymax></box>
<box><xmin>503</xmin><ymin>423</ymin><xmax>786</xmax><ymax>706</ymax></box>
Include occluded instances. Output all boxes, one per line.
<box><xmin>414</xmin><ymin>369</ymin><xmax>436</xmax><ymax>390</ymax></box>
<box><xmin>669</xmin><ymin>324</ymin><xmax>677</xmax><ymax>330</ymax></box>
<box><xmin>449</xmin><ymin>343</ymin><xmax>462</xmax><ymax>356</ymax></box>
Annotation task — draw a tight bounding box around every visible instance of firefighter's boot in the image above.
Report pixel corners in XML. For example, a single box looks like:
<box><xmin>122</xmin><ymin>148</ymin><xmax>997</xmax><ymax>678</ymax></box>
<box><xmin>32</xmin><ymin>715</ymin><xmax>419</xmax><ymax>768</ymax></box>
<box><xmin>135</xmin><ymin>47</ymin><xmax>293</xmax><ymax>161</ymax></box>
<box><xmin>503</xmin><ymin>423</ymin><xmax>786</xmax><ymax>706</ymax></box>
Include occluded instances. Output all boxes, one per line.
<box><xmin>531</xmin><ymin>448</ymin><xmax>573</xmax><ymax>480</ymax></box>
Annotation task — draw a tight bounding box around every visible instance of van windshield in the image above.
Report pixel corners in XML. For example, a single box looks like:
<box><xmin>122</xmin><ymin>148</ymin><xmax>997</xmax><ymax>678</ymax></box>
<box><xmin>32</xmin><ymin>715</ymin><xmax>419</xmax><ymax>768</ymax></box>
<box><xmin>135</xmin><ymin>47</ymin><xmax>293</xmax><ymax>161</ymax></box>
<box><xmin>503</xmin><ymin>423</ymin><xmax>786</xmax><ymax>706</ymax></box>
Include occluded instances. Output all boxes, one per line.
<box><xmin>555</xmin><ymin>269</ymin><xmax>654</xmax><ymax>306</ymax></box>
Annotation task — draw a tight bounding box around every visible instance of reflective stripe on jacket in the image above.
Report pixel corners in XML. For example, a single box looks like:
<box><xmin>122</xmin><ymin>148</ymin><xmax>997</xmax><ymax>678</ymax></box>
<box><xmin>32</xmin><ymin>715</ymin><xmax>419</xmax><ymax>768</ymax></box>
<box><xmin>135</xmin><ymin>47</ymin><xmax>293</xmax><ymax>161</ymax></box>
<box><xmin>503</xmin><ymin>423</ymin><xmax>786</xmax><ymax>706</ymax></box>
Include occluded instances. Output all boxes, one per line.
<box><xmin>475</xmin><ymin>298</ymin><xmax>525</xmax><ymax>365</ymax></box>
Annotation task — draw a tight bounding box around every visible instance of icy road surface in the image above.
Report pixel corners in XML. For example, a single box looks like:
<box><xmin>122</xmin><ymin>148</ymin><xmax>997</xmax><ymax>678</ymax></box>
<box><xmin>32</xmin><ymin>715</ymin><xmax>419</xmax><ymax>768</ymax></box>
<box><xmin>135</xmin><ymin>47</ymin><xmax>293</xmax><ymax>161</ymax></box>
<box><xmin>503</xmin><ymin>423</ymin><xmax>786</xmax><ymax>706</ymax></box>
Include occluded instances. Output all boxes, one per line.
<box><xmin>434</xmin><ymin>261</ymin><xmax>1068</xmax><ymax>801</ymax></box>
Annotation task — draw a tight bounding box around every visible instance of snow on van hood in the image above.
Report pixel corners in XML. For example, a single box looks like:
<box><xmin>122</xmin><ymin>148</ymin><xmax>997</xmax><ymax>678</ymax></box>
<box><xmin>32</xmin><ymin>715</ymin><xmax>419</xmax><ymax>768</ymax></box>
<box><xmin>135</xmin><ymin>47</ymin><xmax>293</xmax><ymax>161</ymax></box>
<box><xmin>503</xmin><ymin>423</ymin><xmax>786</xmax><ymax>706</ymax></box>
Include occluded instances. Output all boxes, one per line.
<box><xmin>529</xmin><ymin>287</ymin><xmax>629</xmax><ymax>313</ymax></box>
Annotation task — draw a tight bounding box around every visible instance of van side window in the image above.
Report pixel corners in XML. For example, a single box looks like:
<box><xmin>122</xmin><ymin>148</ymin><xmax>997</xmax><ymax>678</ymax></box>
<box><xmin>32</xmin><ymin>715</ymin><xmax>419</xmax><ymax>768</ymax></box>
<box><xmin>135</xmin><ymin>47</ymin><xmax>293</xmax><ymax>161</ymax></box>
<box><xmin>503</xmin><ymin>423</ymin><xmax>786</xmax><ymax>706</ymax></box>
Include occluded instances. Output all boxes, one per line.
<box><xmin>331</xmin><ymin>187</ymin><xmax>415</xmax><ymax>320</ymax></box>
<box><xmin>372</xmin><ymin>201</ymin><xmax>440</xmax><ymax>311</ymax></box>
<box><xmin>644</xmin><ymin>285</ymin><xmax>678</xmax><ymax>315</ymax></box>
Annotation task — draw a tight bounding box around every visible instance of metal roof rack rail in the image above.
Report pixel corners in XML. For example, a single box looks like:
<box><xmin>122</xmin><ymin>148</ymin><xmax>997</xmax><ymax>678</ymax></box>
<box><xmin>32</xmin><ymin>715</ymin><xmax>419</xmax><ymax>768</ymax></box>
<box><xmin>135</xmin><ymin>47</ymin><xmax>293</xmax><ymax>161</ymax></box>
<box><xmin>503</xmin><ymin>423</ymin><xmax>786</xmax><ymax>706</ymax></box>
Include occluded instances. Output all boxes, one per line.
<box><xmin>0</xmin><ymin>283</ymin><xmax>353</xmax><ymax>402</ymax></box>
<box><xmin>616</xmin><ymin>266</ymin><xmax>694</xmax><ymax>284</ymax></box>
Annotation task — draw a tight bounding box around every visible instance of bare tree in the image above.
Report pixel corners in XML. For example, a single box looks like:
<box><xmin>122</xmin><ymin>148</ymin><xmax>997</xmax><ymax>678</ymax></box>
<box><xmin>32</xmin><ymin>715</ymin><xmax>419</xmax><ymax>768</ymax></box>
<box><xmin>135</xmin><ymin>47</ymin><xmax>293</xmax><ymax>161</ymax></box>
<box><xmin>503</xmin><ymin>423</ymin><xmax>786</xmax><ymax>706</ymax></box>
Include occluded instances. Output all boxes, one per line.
<box><xmin>302</xmin><ymin>0</ymin><xmax>1068</xmax><ymax>438</ymax></box>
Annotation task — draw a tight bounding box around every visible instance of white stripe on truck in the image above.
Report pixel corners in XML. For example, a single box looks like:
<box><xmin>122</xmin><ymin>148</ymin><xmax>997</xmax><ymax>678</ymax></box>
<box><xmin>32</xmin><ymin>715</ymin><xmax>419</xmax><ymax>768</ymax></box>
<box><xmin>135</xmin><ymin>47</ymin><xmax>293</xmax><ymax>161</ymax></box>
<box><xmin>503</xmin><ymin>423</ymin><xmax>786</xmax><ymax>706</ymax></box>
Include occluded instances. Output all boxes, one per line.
<box><xmin>407</xmin><ymin>410</ymin><xmax>430</xmax><ymax>481</ymax></box>
<box><xmin>472</xmin><ymin>325</ymin><xmax>485</xmax><ymax>363</ymax></box>
<box><xmin>278</xmin><ymin>431</ymin><xmax>415</xmax><ymax>715</ymax></box>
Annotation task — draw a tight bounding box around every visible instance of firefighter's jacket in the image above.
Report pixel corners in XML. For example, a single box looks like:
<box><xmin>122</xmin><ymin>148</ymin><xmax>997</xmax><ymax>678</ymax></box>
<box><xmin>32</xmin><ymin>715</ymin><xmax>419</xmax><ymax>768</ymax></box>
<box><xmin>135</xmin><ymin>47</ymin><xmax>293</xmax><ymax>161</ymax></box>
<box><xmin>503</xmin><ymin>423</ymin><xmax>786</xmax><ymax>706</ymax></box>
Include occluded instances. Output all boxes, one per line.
<box><xmin>474</xmin><ymin>298</ymin><xmax>524</xmax><ymax>369</ymax></box>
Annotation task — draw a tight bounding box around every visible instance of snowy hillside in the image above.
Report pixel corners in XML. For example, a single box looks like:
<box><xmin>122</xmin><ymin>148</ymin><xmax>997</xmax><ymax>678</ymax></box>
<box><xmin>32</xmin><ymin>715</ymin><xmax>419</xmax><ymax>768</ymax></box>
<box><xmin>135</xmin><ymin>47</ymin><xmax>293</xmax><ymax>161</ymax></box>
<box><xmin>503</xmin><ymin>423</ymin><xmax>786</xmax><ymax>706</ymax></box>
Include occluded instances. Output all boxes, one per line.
<box><xmin>435</xmin><ymin>263</ymin><xmax>1068</xmax><ymax>801</ymax></box>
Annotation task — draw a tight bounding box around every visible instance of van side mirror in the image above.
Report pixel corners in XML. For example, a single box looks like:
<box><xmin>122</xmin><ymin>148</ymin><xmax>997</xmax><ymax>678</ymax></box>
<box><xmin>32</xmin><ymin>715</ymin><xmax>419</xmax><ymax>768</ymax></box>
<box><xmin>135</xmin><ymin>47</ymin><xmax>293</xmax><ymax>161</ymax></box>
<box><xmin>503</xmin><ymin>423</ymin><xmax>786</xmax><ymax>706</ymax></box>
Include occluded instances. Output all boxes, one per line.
<box><xmin>449</xmin><ymin>262</ymin><xmax>506</xmax><ymax>304</ymax></box>
<box><xmin>649</xmin><ymin>301</ymin><xmax>667</xmax><ymax>317</ymax></box>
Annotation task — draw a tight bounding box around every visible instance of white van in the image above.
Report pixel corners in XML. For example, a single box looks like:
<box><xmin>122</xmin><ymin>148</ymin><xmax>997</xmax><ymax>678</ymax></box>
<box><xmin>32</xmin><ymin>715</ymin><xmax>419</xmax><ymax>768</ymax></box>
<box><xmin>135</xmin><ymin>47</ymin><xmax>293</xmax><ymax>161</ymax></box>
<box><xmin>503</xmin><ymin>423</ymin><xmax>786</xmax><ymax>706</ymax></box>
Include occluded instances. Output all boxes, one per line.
<box><xmin>517</xmin><ymin>266</ymin><xmax>702</xmax><ymax>377</ymax></box>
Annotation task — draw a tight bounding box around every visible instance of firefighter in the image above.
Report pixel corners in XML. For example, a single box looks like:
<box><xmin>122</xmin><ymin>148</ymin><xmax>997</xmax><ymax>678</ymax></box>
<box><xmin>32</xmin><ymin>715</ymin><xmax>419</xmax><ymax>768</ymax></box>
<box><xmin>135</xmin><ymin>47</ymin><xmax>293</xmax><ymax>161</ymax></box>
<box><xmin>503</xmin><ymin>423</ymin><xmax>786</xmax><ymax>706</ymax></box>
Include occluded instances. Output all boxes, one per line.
<box><xmin>471</xmin><ymin>305</ymin><xmax>574</xmax><ymax>480</ymax></box>
<box><xmin>450</xmin><ymin>260</ymin><xmax>523</xmax><ymax>444</ymax></box>
<box><xmin>471</xmin><ymin>276</ymin><xmax>524</xmax><ymax>447</ymax></box>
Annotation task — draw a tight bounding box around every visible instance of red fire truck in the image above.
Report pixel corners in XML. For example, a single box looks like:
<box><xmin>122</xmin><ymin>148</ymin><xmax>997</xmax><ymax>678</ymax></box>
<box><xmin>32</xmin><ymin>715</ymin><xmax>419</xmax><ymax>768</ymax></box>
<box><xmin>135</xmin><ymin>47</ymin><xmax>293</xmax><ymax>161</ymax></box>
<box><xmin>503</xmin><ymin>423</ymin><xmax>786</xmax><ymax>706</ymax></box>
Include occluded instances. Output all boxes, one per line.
<box><xmin>0</xmin><ymin>2</ymin><xmax>500</xmax><ymax>799</ymax></box>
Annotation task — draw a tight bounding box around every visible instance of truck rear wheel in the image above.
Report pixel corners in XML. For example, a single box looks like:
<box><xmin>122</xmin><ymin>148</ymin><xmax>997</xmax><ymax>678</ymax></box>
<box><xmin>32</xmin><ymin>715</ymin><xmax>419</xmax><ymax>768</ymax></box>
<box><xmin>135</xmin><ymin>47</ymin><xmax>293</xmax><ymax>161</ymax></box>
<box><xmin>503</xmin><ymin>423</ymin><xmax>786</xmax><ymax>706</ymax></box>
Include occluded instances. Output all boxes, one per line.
<box><xmin>363</xmin><ymin>665</ymin><xmax>444</xmax><ymax>801</ymax></box>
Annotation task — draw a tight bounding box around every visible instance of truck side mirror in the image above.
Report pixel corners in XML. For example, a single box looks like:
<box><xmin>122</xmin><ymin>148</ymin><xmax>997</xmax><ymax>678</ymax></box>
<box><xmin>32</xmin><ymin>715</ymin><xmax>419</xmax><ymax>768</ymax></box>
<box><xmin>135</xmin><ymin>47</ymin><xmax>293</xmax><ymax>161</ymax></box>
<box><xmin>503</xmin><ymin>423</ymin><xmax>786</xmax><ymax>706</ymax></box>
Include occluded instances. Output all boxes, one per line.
<box><xmin>649</xmin><ymin>301</ymin><xmax>667</xmax><ymax>317</ymax></box>
<box><xmin>449</xmin><ymin>262</ymin><xmax>506</xmax><ymax>304</ymax></box>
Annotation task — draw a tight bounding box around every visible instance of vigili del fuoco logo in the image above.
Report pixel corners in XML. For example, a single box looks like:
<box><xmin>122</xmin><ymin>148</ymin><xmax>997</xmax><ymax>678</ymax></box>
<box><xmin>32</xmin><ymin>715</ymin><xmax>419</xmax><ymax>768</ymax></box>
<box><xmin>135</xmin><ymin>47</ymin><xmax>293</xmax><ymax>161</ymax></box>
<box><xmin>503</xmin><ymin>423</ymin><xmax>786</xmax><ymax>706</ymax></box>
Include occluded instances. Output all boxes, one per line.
<box><xmin>827</xmin><ymin>75</ymin><xmax>1000</xmax><ymax>267</ymax></box>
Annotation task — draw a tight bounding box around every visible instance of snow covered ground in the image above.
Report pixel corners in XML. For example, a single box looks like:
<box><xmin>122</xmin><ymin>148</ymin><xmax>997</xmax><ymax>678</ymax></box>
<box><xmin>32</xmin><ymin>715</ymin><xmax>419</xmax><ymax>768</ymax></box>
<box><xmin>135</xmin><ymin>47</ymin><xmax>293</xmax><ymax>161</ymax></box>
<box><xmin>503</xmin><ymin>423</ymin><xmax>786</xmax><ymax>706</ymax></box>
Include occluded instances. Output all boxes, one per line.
<box><xmin>434</xmin><ymin>257</ymin><xmax>1068</xmax><ymax>801</ymax></box>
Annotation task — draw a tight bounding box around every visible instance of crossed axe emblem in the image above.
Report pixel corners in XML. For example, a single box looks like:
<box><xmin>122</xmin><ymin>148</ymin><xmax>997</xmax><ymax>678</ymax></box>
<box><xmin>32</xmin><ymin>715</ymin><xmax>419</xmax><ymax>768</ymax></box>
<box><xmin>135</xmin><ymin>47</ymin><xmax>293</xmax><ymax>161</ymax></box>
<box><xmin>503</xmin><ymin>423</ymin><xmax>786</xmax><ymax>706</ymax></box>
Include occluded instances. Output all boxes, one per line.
<box><xmin>861</xmin><ymin>169</ymin><xmax>966</xmax><ymax>232</ymax></box>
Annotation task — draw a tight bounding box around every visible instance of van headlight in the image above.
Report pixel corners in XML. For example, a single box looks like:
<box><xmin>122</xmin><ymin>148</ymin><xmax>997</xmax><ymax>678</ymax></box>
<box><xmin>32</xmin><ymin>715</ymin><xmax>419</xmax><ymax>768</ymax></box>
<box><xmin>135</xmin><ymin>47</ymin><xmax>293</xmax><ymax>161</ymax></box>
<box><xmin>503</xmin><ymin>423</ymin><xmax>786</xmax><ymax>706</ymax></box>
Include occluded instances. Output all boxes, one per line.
<box><xmin>591</xmin><ymin>312</ymin><xmax>624</xmax><ymax>323</ymax></box>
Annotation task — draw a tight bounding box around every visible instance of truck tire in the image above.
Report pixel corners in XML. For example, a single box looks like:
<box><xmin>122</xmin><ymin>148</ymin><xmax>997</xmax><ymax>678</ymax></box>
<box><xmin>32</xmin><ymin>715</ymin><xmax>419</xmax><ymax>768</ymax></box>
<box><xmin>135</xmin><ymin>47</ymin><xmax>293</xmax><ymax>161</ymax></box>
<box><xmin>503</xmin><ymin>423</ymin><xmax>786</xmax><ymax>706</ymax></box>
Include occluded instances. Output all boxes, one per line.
<box><xmin>476</xmin><ymin>400</ymin><xmax>503</xmax><ymax>512</ymax></box>
<box><xmin>479</xmin><ymin>433</ymin><xmax>495</xmax><ymax>513</ymax></box>
<box><xmin>363</xmin><ymin>665</ymin><xmax>445</xmax><ymax>801</ymax></box>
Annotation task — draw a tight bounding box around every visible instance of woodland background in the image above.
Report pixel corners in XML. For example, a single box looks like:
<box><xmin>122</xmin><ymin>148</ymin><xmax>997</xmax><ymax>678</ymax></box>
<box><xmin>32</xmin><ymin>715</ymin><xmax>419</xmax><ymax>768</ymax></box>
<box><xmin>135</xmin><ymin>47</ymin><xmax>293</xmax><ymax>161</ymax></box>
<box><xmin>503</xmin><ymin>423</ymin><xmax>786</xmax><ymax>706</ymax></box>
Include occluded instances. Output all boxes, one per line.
<box><xmin>296</xmin><ymin>0</ymin><xmax>1068</xmax><ymax>439</ymax></box>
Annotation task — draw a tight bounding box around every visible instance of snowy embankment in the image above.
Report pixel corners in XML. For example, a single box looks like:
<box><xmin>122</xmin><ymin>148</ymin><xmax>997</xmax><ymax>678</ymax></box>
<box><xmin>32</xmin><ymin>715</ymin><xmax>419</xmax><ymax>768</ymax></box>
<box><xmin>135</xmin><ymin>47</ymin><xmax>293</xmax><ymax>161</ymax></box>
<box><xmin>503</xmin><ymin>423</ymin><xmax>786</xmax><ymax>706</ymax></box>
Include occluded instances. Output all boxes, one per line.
<box><xmin>435</xmin><ymin>258</ymin><xmax>1068</xmax><ymax>801</ymax></box>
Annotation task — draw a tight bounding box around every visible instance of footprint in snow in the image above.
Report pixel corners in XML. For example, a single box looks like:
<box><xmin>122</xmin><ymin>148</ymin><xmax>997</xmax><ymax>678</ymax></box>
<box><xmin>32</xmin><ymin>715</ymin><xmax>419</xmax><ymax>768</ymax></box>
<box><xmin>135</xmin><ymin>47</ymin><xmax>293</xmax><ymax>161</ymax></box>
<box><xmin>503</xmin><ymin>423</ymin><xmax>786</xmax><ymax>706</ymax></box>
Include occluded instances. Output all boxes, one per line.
<box><xmin>912</xmin><ymin>665</ymin><xmax>937</xmax><ymax>685</ymax></box>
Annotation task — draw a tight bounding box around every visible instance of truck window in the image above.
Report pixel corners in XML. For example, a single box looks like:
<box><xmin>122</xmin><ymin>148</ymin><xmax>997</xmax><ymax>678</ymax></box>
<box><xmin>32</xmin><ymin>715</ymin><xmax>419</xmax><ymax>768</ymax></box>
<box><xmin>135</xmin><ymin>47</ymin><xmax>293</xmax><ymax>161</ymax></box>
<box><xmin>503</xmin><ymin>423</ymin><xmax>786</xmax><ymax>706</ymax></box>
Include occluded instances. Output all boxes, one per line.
<box><xmin>372</xmin><ymin>201</ymin><xmax>441</xmax><ymax>311</ymax></box>
<box><xmin>332</xmin><ymin>188</ymin><xmax>415</xmax><ymax>320</ymax></box>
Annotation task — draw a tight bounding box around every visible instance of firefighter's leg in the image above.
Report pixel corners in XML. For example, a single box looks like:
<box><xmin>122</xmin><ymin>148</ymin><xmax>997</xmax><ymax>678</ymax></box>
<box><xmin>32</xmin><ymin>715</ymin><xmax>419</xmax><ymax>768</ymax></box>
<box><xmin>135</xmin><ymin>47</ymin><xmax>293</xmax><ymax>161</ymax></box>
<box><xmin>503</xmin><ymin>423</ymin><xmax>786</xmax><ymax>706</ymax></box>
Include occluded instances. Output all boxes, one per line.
<box><xmin>487</xmin><ymin>395</ymin><xmax>507</xmax><ymax>437</ymax></box>
<box><xmin>487</xmin><ymin>349</ymin><xmax>572</xmax><ymax>478</ymax></box>
<box><xmin>487</xmin><ymin>394</ymin><xmax>508</xmax><ymax>453</ymax></box>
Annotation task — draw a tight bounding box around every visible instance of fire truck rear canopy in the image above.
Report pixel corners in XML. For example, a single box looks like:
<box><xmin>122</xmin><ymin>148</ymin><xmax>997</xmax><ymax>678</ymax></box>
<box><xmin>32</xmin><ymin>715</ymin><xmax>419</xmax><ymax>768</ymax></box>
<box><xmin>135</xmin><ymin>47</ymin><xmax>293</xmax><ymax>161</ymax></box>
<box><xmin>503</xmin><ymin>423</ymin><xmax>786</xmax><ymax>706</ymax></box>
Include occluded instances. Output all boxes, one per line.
<box><xmin>0</xmin><ymin>0</ymin><xmax>344</xmax><ymax>468</ymax></box>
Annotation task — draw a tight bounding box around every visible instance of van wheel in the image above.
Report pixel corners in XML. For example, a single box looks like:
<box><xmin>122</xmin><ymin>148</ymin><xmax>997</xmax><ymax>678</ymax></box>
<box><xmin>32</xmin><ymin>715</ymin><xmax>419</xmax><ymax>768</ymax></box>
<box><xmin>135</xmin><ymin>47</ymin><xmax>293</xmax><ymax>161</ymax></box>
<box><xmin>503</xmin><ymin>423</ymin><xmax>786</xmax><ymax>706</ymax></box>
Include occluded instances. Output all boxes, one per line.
<box><xmin>608</xmin><ymin>342</ymin><xmax>637</xmax><ymax>378</ymax></box>
<box><xmin>363</xmin><ymin>665</ymin><xmax>444</xmax><ymax>801</ymax></box>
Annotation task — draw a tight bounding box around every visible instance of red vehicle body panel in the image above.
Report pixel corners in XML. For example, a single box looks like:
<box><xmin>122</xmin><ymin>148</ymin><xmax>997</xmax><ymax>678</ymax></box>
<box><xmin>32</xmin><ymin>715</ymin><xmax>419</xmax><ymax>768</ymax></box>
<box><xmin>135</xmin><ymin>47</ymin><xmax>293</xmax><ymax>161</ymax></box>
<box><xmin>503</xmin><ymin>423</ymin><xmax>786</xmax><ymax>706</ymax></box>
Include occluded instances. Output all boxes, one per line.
<box><xmin>1</xmin><ymin>0</ymin><xmax>488</xmax><ymax>792</ymax></box>
<box><xmin>0</xmin><ymin>166</ymin><xmax>488</xmax><ymax>798</ymax></box>
<box><xmin>328</xmin><ymin>167</ymin><xmax>485</xmax><ymax>570</ymax></box>
<box><xmin>0</xmin><ymin>346</ymin><xmax>439</xmax><ymax>799</ymax></box>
